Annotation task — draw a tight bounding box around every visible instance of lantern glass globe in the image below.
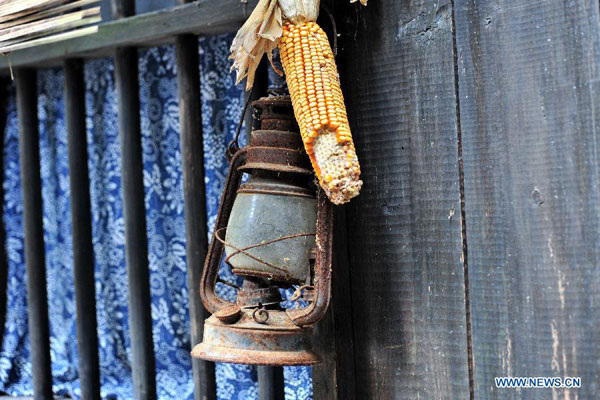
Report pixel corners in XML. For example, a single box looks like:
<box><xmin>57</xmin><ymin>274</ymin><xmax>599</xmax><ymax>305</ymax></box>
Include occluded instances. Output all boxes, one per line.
<box><xmin>225</xmin><ymin>174</ymin><xmax>317</xmax><ymax>284</ymax></box>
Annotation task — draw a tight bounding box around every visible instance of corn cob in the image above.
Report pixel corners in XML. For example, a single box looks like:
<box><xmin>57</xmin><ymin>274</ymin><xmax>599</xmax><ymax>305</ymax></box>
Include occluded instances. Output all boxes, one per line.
<box><xmin>279</xmin><ymin>21</ymin><xmax>362</xmax><ymax>205</ymax></box>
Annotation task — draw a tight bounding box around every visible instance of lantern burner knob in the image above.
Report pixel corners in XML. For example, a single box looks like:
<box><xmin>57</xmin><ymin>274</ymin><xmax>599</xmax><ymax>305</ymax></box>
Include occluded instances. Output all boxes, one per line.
<box><xmin>214</xmin><ymin>305</ymin><xmax>242</xmax><ymax>324</ymax></box>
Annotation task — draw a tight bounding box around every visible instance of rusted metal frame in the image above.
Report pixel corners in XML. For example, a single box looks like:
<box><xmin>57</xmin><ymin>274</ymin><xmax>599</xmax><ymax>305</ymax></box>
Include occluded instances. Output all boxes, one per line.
<box><xmin>194</xmin><ymin>97</ymin><xmax>330</xmax><ymax>368</ymax></box>
<box><xmin>198</xmin><ymin>98</ymin><xmax>334</xmax><ymax>372</ymax></box>
<box><xmin>200</xmin><ymin>149</ymin><xmax>247</xmax><ymax>314</ymax></box>
<box><xmin>201</xmin><ymin>96</ymin><xmax>334</xmax><ymax>325</ymax></box>
<box><xmin>16</xmin><ymin>68</ymin><xmax>54</xmax><ymax>399</ymax></box>
<box><xmin>285</xmin><ymin>187</ymin><xmax>333</xmax><ymax>326</ymax></box>
<box><xmin>242</xmin><ymin>146</ymin><xmax>311</xmax><ymax>175</ymax></box>
<box><xmin>196</xmin><ymin>317</ymin><xmax>318</xmax><ymax>366</ymax></box>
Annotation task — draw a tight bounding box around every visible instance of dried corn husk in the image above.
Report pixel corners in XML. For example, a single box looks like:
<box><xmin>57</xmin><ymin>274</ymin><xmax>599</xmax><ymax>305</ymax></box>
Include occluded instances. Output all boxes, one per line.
<box><xmin>278</xmin><ymin>0</ymin><xmax>319</xmax><ymax>23</ymax></box>
<box><xmin>231</xmin><ymin>0</ymin><xmax>367</xmax><ymax>203</ymax></box>
<box><xmin>229</xmin><ymin>0</ymin><xmax>282</xmax><ymax>90</ymax></box>
<box><xmin>230</xmin><ymin>0</ymin><xmax>366</xmax><ymax>90</ymax></box>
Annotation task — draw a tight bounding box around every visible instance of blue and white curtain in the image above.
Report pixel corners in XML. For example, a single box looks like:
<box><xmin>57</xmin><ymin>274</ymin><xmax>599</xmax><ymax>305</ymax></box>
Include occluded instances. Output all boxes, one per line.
<box><xmin>0</xmin><ymin>35</ymin><xmax>311</xmax><ymax>400</ymax></box>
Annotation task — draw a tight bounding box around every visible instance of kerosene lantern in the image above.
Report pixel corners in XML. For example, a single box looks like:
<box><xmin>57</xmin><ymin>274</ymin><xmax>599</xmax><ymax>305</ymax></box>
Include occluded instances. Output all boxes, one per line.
<box><xmin>191</xmin><ymin>97</ymin><xmax>333</xmax><ymax>365</ymax></box>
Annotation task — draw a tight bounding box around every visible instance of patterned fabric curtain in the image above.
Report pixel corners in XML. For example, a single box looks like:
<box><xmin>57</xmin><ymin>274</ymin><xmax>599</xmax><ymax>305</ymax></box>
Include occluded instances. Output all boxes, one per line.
<box><xmin>0</xmin><ymin>35</ymin><xmax>311</xmax><ymax>400</ymax></box>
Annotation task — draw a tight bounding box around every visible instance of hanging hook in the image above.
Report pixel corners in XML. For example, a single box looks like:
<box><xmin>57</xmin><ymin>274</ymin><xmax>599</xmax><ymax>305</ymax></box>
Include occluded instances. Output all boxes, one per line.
<box><xmin>227</xmin><ymin>86</ymin><xmax>254</xmax><ymax>161</ymax></box>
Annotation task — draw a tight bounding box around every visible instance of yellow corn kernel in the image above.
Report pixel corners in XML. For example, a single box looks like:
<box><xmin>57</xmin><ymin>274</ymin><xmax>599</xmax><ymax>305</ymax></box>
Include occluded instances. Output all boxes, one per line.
<box><xmin>279</xmin><ymin>21</ymin><xmax>362</xmax><ymax>205</ymax></box>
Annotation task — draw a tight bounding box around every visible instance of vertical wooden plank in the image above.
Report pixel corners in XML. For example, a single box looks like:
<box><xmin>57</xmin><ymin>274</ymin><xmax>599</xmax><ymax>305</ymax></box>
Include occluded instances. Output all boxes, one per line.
<box><xmin>112</xmin><ymin>2</ymin><xmax>156</xmax><ymax>399</ymax></box>
<box><xmin>337</xmin><ymin>0</ymin><xmax>471</xmax><ymax>398</ymax></box>
<box><xmin>16</xmin><ymin>68</ymin><xmax>53</xmax><ymax>400</ymax></box>
<box><xmin>310</xmin><ymin>308</ymin><xmax>336</xmax><ymax>400</ymax></box>
<box><xmin>64</xmin><ymin>58</ymin><xmax>101</xmax><ymax>400</ymax></box>
<box><xmin>311</xmin><ymin>207</ymin><xmax>357</xmax><ymax>400</ymax></box>
<box><xmin>454</xmin><ymin>0</ymin><xmax>600</xmax><ymax>398</ymax></box>
<box><xmin>174</xmin><ymin>33</ymin><xmax>216</xmax><ymax>400</ymax></box>
<box><xmin>331</xmin><ymin>208</ymin><xmax>358</xmax><ymax>400</ymax></box>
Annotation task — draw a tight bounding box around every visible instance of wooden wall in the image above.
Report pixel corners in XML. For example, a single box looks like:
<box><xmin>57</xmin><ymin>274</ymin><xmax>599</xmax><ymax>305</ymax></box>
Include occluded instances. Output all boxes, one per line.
<box><xmin>330</xmin><ymin>0</ymin><xmax>600</xmax><ymax>398</ymax></box>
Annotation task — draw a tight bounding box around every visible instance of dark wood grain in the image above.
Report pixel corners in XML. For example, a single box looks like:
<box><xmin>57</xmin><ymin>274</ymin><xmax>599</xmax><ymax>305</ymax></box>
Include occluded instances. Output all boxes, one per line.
<box><xmin>338</xmin><ymin>0</ymin><xmax>470</xmax><ymax>398</ymax></box>
<box><xmin>311</xmin><ymin>206</ymin><xmax>357</xmax><ymax>400</ymax></box>
<box><xmin>16</xmin><ymin>68</ymin><xmax>54</xmax><ymax>400</ymax></box>
<box><xmin>330</xmin><ymin>206</ymin><xmax>357</xmax><ymax>400</ymax></box>
<box><xmin>175</xmin><ymin>33</ymin><xmax>216</xmax><ymax>400</ymax></box>
<box><xmin>454</xmin><ymin>0</ymin><xmax>600</xmax><ymax>398</ymax></box>
<box><xmin>0</xmin><ymin>0</ymin><xmax>259</xmax><ymax>72</ymax></box>
<box><xmin>64</xmin><ymin>58</ymin><xmax>101</xmax><ymax>400</ymax></box>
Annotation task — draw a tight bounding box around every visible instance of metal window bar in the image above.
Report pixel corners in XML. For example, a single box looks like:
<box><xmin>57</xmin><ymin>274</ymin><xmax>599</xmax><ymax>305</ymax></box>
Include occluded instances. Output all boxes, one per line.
<box><xmin>16</xmin><ymin>68</ymin><xmax>53</xmax><ymax>400</ymax></box>
<box><xmin>112</xmin><ymin>1</ymin><xmax>157</xmax><ymax>398</ymax></box>
<box><xmin>0</xmin><ymin>79</ymin><xmax>9</xmax><ymax>378</ymax></box>
<box><xmin>64</xmin><ymin>58</ymin><xmax>102</xmax><ymax>400</ymax></box>
<box><xmin>174</xmin><ymin>33</ymin><xmax>216</xmax><ymax>400</ymax></box>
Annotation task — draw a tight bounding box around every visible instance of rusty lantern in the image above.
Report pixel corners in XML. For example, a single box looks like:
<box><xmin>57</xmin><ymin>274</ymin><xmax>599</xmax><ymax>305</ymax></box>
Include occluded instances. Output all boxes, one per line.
<box><xmin>191</xmin><ymin>97</ymin><xmax>334</xmax><ymax>366</ymax></box>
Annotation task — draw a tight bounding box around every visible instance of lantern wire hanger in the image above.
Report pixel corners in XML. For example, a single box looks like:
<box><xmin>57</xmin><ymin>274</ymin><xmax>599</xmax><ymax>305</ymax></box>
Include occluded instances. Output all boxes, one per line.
<box><xmin>227</xmin><ymin>86</ymin><xmax>254</xmax><ymax>160</ymax></box>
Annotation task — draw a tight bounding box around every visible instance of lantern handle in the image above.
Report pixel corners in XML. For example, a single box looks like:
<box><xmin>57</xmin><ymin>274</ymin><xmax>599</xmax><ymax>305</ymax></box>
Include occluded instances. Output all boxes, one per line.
<box><xmin>200</xmin><ymin>148</ymin><xmax>247</xmax><ymax>313</ymax></box>
<box><xmin>286</xmin><ymin>188</ymin><xmax>334</xmax><ymax>327</ymax></box>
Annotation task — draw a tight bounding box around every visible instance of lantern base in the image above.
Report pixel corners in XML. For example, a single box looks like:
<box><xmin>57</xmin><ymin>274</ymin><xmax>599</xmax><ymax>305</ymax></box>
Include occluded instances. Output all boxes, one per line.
<box><xmin>191</xmin><ymin>311</ymin><xmax>320</xmax><ymax>366</ymax></box>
